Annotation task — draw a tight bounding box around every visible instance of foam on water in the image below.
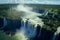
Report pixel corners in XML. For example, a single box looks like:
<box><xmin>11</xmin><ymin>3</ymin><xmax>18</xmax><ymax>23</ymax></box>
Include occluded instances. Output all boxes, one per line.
<box><xmin>8</xmin><ymin>2</ymin><xmax>44</xmax><ymax>40</ymax></box>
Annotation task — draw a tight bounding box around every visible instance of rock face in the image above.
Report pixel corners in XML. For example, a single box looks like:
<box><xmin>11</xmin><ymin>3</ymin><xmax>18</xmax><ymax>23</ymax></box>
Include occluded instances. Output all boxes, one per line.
<box><xmin>58</xmin><ymin>33</ymin><xmax>60</xmax><ymax>40</ymax></box>
<box><xmin>0</xmin><ymin>18</ymin><xmax>60</xmax><ymax>40</ymax></box>
<box><xmin>34</xmin><ymin>27</ymin><xmax>55</xmax><ymax>40</ymax></box>
<box><xmin>39</xmin><ymin>29</ymin><xmax>54</xmax><ymax>40</ymax></box>
<box><xmin>0</xmin><ymin>18</ymin><xmax>4</xmax><ymax>28</ymax></box>
<box><xmin>0</xmin><ymin>18</ymin><xmax>21</xmax><ymax>35</ymax></box>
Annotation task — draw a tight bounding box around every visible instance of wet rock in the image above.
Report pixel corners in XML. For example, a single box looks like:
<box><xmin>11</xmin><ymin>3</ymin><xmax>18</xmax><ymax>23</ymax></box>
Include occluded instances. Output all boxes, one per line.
<box><xmin>58</xmin><ymin>33</ymin><xmax>60</xmax><ymax>40</ymax></box>
<box><xmin>34</xmin><ymin>27</ymin><xmax>55</xmax><ymax>40</ymax></box>
<box><xmin>1</xmin><ymin>18</ymin><xmax>21</xmax><ymax>35</ymax></box>
<box><xmin>0</xmin><ymin>18</ymin><xmax>4</xmax><ymax>28</ymax></box>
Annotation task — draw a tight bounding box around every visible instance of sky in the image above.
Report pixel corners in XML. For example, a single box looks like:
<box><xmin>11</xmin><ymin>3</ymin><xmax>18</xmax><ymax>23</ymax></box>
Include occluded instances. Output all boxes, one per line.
<box><xmin>0</xmin><ymin>0</ymin><xmax>60</xmax><ymax>4</ymax></box>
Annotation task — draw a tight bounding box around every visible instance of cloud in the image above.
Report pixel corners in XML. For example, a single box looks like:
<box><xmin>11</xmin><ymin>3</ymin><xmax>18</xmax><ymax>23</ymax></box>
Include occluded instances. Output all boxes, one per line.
<box><xmin>0</xmin><ymin>0</ymin><xmax>60</xmax><ymax>4</ymax></box>
<box><xmin>15</xmin><ymin>0</ymin><xmax>60</xmax><ymax>4</ymax></box>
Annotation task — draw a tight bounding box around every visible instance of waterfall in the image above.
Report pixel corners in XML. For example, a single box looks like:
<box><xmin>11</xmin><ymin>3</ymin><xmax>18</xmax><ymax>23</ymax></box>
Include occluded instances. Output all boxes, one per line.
<box><xmin>37</xmin><ymin>26</ymin><xmax>42</xmax><ymax>38</ymax></box>
<box><xmin>0</xmin><ymin>18</ymin><xmax>7</xmax><ymax>29</ymax></box>
<box><xmin>8</xmin><ymin>1</ymin><xmax>44</xmax><ymax>40</ymax></box>
<box><xmin>20</xmin><ymin>19</ymin><xmax>37</xmax><ymax>38</ymax></box>
<box><xmin>52</xmin><ymin>26</ymin><xmax>60</xmax><ymax>40</ymax></box>
<box><xmin>4</xmin><ymin>17</ymin><xmax>7</xmax><ymax>27</ymax></box>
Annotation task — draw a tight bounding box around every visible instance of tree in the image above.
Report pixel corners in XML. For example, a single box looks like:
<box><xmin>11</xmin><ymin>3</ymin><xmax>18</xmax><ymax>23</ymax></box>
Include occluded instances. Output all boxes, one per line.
<box><xmin>41</xmin><ymin>9</ymin><xmax>60</xmax><ymax>32</ymax></box>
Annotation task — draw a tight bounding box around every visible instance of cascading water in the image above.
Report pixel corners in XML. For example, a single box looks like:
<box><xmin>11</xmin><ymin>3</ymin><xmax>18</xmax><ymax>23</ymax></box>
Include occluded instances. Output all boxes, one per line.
<box><xmin>0</xmin><ymin>17</ymin><xmax>7</xmax><ymax>29</ymax></box>
<box><xmin>5</xmin><ymin>0</ymin><xmax>45</xmax><ymax>40</ymax></box>
<box><xmin>11</xmin><ymin>4</ymin><xmax>44</xmax><ymax>40</ymax></box>
<box><xmin>4</xmin><ymin>18</ymin><xmax>7</xmax><ymax>27</ymax></box>
<box><xmin>0</xmin><ymin>1</ymin><xmax>60</xmax><ymax>40</ymax></box>
<box><xmin>52</xmin><ymin>27</ymin><xmax>60</xmax><ymax>40</ymax></box>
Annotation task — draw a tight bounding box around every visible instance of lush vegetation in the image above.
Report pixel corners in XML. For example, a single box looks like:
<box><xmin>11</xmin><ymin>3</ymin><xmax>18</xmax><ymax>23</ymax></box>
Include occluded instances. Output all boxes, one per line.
<box><xmin>0</xmin><ymin>31</ymin><xmax>18</xmax><ymax>40</ymax></box>
<box><xmin>41</xmin><ymin>9</ymin><xmax>60</xmax><ymax>32</ymax></box>
<box><xmin>0</xmin><ymin>4</ymin><xmax>60</xmax><ymax>40</ymax></box>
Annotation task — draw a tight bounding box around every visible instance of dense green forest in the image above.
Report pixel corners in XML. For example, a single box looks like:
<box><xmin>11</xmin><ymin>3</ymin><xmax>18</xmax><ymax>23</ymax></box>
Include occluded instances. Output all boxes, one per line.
<box><xmin>0</xmin><ymin>4</ymin><xmax>60</xmax><ymax>40</ymax></box>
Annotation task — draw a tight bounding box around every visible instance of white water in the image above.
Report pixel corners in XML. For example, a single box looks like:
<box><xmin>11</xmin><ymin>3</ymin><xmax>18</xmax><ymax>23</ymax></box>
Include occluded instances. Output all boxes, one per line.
<box><xmin>54</xmin><ymin>27</ymin><xmax>60</xmax><ymax>35</ymax></box>
<box><xmin>7</xmin><ymin>2</ymin><xmax>45</xmax><ymax>40</ymax></box>
<box><xmin>52</xmin><ymin>26</ymin><xmax>60</xmax><ymax>40</ymax></box>
<box><xmin>0</xmin><ymin>18</ymin><xmax>7</xmax><ymax>29</ymax></box>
